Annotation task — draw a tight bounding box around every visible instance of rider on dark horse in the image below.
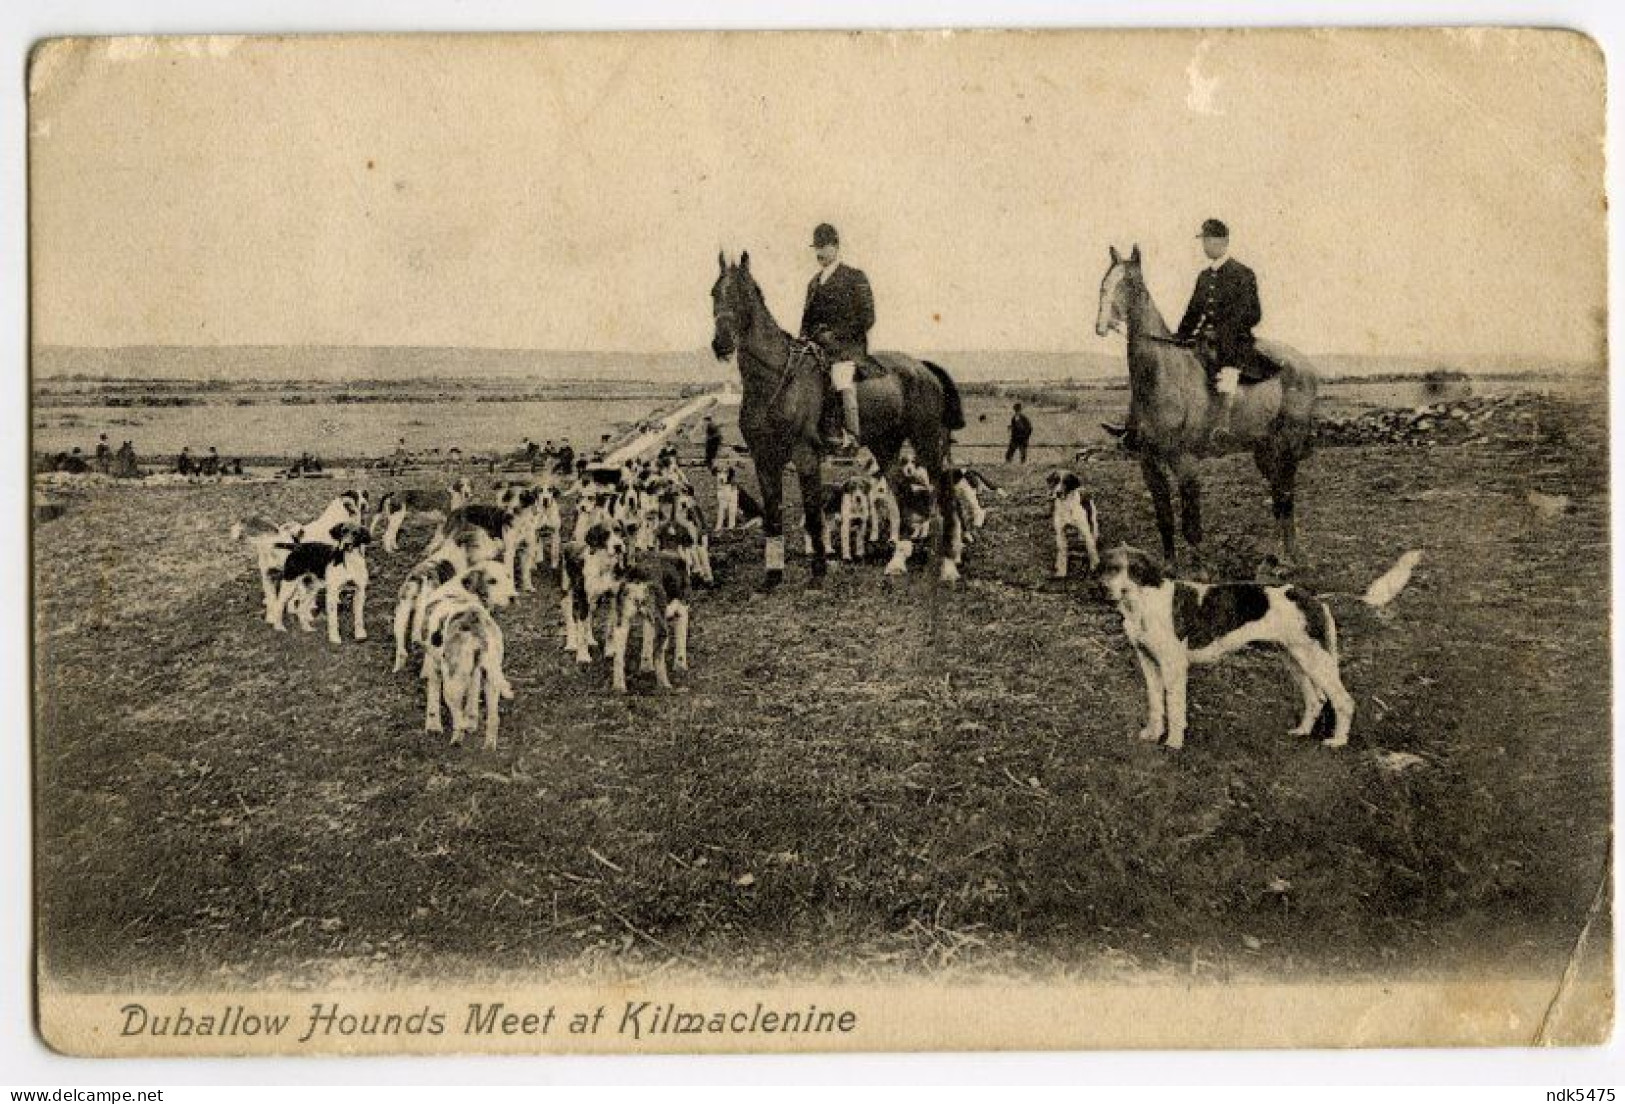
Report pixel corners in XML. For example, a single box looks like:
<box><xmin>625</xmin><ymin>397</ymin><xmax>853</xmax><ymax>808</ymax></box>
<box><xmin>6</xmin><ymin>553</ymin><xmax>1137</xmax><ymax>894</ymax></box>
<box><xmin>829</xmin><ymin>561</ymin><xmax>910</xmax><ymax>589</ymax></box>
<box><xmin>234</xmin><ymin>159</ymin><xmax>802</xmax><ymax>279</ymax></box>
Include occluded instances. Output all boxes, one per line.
<box><xmin>1111</xmin><ymin>217</ymin><xmax>1263</xmax><ymax>449</ymax></box>
<box><xmin>799</xmin><ymin>222</ymin><xmax>875</xmax><ymax>455</ymax></box>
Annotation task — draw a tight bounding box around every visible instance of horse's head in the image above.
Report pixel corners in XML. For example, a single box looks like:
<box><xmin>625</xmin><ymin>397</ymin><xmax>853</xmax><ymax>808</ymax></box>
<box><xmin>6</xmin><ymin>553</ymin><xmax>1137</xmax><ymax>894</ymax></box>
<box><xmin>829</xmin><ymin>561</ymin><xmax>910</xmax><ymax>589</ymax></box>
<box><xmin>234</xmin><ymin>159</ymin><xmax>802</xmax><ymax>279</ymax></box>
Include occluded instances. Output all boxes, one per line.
<box><xmin>1096</xmin><ymin>244</ymin><xmax>1142</xmax><ymax>337</ymax></box>
<box><xmin>711</xmin><ymin>251</ymin><xmax>760</xmax><ymax>360</ymax></box>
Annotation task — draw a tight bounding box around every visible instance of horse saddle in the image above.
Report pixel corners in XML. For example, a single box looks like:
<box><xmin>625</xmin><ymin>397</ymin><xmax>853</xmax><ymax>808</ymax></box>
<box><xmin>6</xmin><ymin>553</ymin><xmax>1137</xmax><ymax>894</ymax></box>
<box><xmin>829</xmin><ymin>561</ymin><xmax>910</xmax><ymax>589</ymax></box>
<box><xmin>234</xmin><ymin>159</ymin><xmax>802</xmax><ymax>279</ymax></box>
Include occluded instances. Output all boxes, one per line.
<box><xmin>1193</xmin><ymin>332</ymin><xmax>1285</xmax><ymax>385</ymax></box>
<box><xmin>797</xmin><ymin>337</ymin><xmax>891</xmax><ymax>384</ymax></box>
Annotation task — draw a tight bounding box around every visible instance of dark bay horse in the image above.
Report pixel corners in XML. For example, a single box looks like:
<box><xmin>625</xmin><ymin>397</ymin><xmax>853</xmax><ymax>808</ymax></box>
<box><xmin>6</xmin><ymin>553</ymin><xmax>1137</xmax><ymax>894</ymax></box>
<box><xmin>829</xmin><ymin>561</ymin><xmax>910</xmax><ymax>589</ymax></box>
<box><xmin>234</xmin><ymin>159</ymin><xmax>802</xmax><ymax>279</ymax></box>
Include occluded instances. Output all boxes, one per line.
<box><xmin>1096</xmin><ymin>245</ymin><xmax>1318</xmax><ymax>565</ymax></box>
<box><xmin>709</xmin><ymin>251</ymin><xmax>966</xmax><ymax>588</ymax></box>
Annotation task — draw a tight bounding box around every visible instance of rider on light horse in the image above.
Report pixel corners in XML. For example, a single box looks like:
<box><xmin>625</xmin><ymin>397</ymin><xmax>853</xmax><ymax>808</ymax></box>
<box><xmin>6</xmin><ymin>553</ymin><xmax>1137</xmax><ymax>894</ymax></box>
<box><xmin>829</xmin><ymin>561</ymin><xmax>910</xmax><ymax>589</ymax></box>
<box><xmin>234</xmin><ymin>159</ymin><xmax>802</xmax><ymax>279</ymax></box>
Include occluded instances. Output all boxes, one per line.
<box><xmin>1113</xmin><ymin>217</ymin><xmax>1269</xmax><ymax>450</ymax></box>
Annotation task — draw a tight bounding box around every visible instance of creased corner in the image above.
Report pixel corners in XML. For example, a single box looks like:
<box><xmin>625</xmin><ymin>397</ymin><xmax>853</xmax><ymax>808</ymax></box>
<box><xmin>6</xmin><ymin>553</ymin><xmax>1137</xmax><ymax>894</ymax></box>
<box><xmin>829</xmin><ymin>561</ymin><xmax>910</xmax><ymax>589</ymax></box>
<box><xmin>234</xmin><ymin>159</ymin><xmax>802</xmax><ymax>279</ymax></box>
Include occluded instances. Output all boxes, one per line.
<box><xmin>1534</xmin><ymin>839</ymin><xmax>1613</xmax><ymax>1045</ymax></box>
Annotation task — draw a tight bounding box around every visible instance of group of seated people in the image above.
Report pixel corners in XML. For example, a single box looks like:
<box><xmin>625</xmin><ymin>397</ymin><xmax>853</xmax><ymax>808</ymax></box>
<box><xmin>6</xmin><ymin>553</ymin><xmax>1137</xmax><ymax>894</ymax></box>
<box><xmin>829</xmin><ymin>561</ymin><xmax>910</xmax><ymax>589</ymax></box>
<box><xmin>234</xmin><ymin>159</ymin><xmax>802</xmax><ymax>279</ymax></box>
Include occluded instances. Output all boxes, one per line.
<box><xmin>43</xmin><ymin>436</ymin><xmax>141</xmax><ymax>477</ymax></box>
<box><xmin>176</xmin><ymin>446</ymin><xmax>246</xmax><ymax>478</ymax></box>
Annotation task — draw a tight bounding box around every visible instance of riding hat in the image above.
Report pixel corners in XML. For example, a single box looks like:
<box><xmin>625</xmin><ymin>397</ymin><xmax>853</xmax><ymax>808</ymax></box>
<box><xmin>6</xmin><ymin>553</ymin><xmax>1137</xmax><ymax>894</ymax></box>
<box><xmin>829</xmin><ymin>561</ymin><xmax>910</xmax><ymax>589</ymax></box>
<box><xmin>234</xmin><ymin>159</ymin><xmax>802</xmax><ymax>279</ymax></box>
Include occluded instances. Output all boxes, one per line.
<box><xmin>811</xmin><ymin>223</ymin><xmax>840</xmax><ymax>248</ymax></box>
<box><xmin>1197</xmin><ymin>218</ymin><xmax>1229</xmax><ymax>239</ymax></box>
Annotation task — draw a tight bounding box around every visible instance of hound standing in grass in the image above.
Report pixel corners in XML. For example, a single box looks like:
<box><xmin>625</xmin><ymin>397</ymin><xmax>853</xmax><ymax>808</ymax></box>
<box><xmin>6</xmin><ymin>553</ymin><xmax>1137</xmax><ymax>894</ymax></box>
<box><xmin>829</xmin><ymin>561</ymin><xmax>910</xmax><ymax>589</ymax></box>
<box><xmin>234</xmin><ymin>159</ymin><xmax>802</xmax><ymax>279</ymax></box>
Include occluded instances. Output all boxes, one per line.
<box><xmin>606</xmin><ymin>552</ymin><xmax>693</xmax><ymax>692</ymax></box>
<box><xmin>373</xmin><ymin>479</ymin><xmax>473</xmax><ymax>553</ymax></box>
<box><xmin>230</xmin><ymin>515</ymin><xmax>304</xmax><ymax>623</ymax></box>
<box><xmin>561</xmin><ymin>521</ymin><xmax>629</xmax><ymax>662</ymax></box>
<box><xmin>1098</xmin><ymin>545</ymin><xmax>1421</xmax><ymax>750</ymax></box>
<box><xmin>299</xmin><ymin>490</ymin><xmax>370</xmax><ymax>545</ymax></box>
<box><xmin>1047</xmin><ymin>470</ymin><xmax>1101</xmax><ymax>577</ymax></box>
<box><xmin>418</xmin><ymin>562</ymin><xmax>517</xmax><ymax>748</ymax></box>
<box><xmin>392</xmin><ymin>527</ymin><xmax>505</xmax><ymax>672</ymax></box>
<box><xmin>268</xmin><ymin>523</ymin><xmax>373</xmax><ymax>644</ymax></box>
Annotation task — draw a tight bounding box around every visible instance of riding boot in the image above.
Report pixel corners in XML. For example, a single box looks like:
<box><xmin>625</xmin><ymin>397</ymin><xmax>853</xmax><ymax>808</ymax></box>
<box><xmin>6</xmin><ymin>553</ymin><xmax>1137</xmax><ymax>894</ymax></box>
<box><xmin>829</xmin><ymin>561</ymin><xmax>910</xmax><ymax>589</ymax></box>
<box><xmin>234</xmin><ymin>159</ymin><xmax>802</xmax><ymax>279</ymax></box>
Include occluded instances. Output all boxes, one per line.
<box><xmin>1209</xmin><ymin>393</ymin><xmax>1236</xmax><ymax>446</ymax></box>
<box><xmin>820</xmin><ymin>394</ymin><xmax>848</xmax><ymax>452</ymax></box>
<box><xmin>840</xmin><ymin>389</ymin><xmax>862</xmax><ymax>453</ymax></box>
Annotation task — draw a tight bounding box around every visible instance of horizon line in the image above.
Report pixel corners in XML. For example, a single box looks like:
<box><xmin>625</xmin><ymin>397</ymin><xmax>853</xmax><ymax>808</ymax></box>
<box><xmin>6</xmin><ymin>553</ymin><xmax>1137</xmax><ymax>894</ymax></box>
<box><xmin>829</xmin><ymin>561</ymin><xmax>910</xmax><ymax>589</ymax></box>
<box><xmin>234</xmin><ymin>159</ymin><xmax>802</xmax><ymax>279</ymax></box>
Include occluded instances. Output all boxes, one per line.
<box><xmin>29</xmin><ymin>342</ymin><xmax>1602</xmax><ymax>366</ymax></box>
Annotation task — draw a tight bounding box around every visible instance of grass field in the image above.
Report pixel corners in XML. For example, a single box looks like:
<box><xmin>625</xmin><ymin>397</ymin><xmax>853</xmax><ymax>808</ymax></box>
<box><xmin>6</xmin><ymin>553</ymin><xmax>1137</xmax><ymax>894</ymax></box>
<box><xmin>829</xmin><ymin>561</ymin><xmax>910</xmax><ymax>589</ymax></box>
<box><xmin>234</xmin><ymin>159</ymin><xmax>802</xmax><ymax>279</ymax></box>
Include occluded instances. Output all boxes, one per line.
<box><xmin>34</xmin><ymin>393</ymin><xmax>1610</xmax><ymax>991</ymax></box>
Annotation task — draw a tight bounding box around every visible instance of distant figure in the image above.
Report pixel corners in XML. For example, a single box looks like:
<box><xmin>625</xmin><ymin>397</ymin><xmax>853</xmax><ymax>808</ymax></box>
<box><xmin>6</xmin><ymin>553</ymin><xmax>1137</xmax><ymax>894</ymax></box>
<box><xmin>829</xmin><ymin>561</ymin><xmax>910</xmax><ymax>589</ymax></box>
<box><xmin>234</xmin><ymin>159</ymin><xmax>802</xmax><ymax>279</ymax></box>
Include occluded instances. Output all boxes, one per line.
<box><xmin>523</xmin><ymin>437</ymin><xmax>539</xmax><ymax>470</ymax></box>
<box><xmin>176</xmin><ymin>447</ymin><xmax>193</xmax><ymax>476</ymax></box>
<box><xmin>556</xmin><ymin>439</ymin><xmax>575</xmax><ymax>475</ymax></box>
<box><xmin>94</xmin><ymin>434</ymin><xmax>111</xmax><ymax>473</ymax></box>
<box><xmin>1006</xmin><ymin>403</ymin><xmax>1032</xmax><ymax>464</ymax></box>
<box><xmin>391</xmin><ymin>436</ymin><xmax>409</xmax><ymax>475</ymax></box>
<box><xmin>200</xmin><ymin>446</ymin><xmax>220</xmax><ymax>478</ymax></box>
<box><xmin>703</xmin><ymin>416</ymin><xmax>723</xmax><ymax>468</ymax></box>
<box><xmin>231</xmin><ymin>458</ymin><xmax>244</xmax><ymax>476</ymax></box>
<box><xmin>113</xmin><ymin>440</ymin><xmax>139</xmax><ymax>478</ymax></box>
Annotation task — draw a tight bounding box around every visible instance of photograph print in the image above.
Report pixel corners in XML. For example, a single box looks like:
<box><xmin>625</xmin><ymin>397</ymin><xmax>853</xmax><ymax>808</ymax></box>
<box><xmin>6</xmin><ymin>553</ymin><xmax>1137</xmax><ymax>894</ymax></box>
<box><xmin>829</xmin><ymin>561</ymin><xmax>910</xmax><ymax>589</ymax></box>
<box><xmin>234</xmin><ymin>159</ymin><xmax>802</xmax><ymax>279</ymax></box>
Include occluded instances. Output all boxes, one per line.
<box><xmin>28</xmin><ymin>28</ymin><xmax>1611</xmax><ymax>1054</ymax></box>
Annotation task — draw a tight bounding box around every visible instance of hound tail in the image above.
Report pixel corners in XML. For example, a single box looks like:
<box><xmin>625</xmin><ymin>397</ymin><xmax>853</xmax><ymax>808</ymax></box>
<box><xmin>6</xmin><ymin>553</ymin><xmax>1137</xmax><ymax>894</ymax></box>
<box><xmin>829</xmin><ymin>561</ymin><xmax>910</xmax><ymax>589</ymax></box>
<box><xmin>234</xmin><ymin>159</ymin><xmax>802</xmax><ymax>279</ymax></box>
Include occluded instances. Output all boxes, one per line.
<box><xmin>229</xmin><ymin>521</ymin><xmax>244</xmax><ymax>542</ymax></box>
<box><xmin>1361</xmin><ymin>550</ymin><xmax>1422</xmax><ymax>609</ymax></box>
<box><xmin>1315</xmin><ymin>550</ymin><xmax>1423</xmax><ymax>626</ymax></box>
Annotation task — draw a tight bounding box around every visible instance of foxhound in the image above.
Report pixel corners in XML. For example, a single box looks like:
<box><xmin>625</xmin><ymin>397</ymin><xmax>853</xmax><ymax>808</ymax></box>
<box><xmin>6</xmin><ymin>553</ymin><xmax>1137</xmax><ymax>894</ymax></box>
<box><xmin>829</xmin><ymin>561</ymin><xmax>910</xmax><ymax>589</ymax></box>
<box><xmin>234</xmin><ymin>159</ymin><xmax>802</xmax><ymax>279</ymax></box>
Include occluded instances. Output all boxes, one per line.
<box><xmin>431</xmin><ymin>500</ymin><xmax>534</xmax><ymax>580</ymax></box>
<box><xmin>300</xmin><ymin>490</ymin><xmax>370</xmax><ymax>546</ymax></box>
<box><xmin>1098</xmin><ymin>546</ymin><xmax>1421</xmax><ymax>750</ymax></box>
<box><xmin>374</xmin><ymin>479</ymin><xmax>473</xmax><ymax>553</ymax></box>
<box><xmin>269</xmin><ymin>523</ymin><xmax>372</xmax><ymax>644</ymax></box>
<box><xmin>230</xmin><ymin>515</ymin><xmax>304</xmax><ymax>624</ymax></box>
<box><xmin>494</xmin><ymin>483</ymin><xmax>557</xmax><ymax>591</ymax></box>
<box><xmin>883</xmin><ymin>474</ymin><xmax>938</xmax><ymax>576</ymax></box>
<box><xmin>812</xmin><ymin>479</ymin><xmax>872</xmax><ymax>562</ymax></box>
<box><xmin>714</xmin><ymin>466</ymin><xmax>742</xmax><ymax>531</ymax></box>
<box><xmin>655</xmin><ymin>489</ymin><xmax>714</xmax><ymax>584</ymax></box>
<box><xmin>560</xmin><ymin>521</ymin><xmax>630</xmax><ymax>663</ymax></box>
<box><xmin>419</xmin><ymin>562</ymin><xmax>517</xmax><ymax>748</ymax></box>
<box><xmin>606</xmin><ymin>552</ymin><xmax>693</xmax><ymax>693</ymax></box>
<box><xmin>391</xmin><ymin>527</ymin><xmax>506</xmax><ymax>672</ymax></box>
<box><xmin>1046</xmin><ymin>470</ymin><xmax>1101</xmax><ymax>577</ymax></box>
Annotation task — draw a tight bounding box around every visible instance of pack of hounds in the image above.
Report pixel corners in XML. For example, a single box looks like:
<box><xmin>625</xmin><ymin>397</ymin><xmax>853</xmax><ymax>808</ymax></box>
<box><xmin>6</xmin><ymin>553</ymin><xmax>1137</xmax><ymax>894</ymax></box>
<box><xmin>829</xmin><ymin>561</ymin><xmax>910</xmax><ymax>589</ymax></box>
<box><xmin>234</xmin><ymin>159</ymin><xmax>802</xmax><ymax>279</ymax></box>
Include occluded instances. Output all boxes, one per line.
<box><xmin>230</xmin><ymin>448</ymin><xmax>1420</xmax><ymax>756</ymax></box>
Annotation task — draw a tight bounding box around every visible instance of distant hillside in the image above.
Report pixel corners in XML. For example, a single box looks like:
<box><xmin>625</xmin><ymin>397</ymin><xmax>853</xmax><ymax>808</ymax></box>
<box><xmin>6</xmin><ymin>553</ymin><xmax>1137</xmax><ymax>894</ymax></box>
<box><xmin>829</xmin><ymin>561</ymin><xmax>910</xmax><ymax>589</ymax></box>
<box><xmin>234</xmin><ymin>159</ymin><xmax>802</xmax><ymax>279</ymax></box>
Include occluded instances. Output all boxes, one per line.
<box><xmin>32</xmin><ymin>345</ymin><xmax>1598</xmax><ymax>386</ymax></box>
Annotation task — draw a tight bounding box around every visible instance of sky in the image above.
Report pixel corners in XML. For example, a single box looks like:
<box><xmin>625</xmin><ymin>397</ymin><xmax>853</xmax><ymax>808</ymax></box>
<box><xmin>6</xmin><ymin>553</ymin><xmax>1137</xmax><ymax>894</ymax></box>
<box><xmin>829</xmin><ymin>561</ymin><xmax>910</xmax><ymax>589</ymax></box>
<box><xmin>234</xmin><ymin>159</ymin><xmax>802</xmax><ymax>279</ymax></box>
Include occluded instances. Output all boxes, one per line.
<box><xmin>28</xmin><ymin>29</ymin><xmax>1607</xmax><ymax>365</ymax></box>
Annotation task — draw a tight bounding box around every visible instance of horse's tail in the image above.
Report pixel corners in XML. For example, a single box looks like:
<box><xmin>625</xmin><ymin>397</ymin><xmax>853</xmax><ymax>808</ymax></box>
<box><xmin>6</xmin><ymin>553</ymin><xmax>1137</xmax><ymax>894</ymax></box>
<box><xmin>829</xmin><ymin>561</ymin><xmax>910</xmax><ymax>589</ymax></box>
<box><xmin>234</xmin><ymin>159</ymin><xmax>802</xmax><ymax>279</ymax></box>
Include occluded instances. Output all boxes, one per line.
<box><xmin>921</xmin><ymin>360</ymin><xmax>966</xmax><ymax>432</ymax></box>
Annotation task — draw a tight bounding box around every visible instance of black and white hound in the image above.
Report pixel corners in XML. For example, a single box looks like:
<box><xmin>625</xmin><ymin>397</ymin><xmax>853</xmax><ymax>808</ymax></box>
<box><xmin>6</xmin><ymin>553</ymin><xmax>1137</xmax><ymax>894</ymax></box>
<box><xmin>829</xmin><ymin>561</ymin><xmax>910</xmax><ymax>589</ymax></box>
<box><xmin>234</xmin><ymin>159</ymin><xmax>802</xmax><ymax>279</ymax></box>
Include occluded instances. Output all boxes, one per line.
<box><xmin>392</xmin><ymin>527</ymin><xmax>507</xmax><ymax>672</ymax></box>
<box><xmin>1098</xmin><ymin>546</ymin><xmax>1421</xmax><ymax>750</ymax></box>
<box><xmin>268</xmin><ymin>523</ymin><xmax>372</xmax><ymax>644</ymax></box>
<box><xmin>1046</xmin><ymin>470</ymin><xmax>1101</xmax><ymax>577</ymax></box>
<box><xmin>300</xmin><ymin>490</ymin><xmax>370</xmax><ymax>545</ymax></box>
<box><xmin>230</xmin><ymin>515</ymin><xmax>304</xmax><ymax>624</ymax></box>
<box><xmin>418</xmin><ymin>562</ymin><xmax>517</xmax><ymax>749</ymax></box>
<box><xmin>606</xmin><ymin>552</ymin><xmax>693</xmax><ymax>693</ymax></box>
<box><xmin>374</xmin><ymin>479</ymin><xmax>473</xmax><ymax>552</ymax></box>
<box><xmin>560</xmin><ymin>521</ymin><xmax>630</xmax><ymax>663</ymax></box>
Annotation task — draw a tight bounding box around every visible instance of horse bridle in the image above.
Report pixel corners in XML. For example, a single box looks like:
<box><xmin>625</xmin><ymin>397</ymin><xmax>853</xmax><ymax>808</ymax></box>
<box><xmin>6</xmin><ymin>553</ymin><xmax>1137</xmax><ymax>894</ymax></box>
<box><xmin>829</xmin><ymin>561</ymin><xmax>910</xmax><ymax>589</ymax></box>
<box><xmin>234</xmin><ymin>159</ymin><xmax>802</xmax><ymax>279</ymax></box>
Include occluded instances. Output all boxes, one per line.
<box><xmin>715</xmin><ymin>279</ymin><xmax>804</xmax><ymax>406</ymax></box>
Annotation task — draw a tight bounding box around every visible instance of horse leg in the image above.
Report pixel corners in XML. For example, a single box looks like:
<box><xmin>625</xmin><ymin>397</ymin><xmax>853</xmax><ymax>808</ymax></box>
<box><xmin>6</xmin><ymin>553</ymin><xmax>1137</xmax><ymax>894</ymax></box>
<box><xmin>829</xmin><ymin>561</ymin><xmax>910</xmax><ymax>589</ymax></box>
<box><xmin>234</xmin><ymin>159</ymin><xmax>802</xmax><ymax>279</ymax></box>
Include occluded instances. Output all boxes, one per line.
<box><xmin>756</xmin><ymin>457</ymin><xmax>786</xmax><ymax>590</ymax></box>
<box><xmin>797</xmin><ymin>465</ymin><xmax>828</xmax><ymax>584</ymax></box>
<box><xmin>921</xmin><ymin>451</ymin><xmax>961</xmax><ymax>584</ymax></box>
<box><xmin>1140</xmin><ymin>455</ymin><xmax>1178</xmax><ymax>565</ymax></box>
<box><xmin>1255</xmin><ymin>444</ymin><xmax>1303</xmax><ymax>565</ymax></box>
<box><xmin>1173</xmin><ymin>454</ymin><xmax>1203</xmax><ymax>563</ymax></box>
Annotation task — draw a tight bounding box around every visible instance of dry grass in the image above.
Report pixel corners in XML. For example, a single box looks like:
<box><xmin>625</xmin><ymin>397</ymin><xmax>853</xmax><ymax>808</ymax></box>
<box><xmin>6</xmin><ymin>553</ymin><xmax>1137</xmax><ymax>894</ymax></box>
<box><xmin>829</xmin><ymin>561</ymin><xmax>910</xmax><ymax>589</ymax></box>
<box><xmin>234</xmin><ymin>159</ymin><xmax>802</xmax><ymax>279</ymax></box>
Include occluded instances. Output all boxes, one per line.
<box><xmin>33</xmin><ymin>395</ymin><xmax>1610</xmax><ymax>989</ymax></box>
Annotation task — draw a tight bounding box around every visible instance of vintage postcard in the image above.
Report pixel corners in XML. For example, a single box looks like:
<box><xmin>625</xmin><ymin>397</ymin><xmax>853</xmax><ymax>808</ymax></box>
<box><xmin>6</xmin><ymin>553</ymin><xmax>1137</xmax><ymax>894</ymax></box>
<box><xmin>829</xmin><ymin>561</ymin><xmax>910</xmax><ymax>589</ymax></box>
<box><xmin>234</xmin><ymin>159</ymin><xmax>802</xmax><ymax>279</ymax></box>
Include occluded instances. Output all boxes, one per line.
<box><xmin>28</xmin><ymin>29</ymin><xmax>1610</xmax><ymax>1056</ymax></box>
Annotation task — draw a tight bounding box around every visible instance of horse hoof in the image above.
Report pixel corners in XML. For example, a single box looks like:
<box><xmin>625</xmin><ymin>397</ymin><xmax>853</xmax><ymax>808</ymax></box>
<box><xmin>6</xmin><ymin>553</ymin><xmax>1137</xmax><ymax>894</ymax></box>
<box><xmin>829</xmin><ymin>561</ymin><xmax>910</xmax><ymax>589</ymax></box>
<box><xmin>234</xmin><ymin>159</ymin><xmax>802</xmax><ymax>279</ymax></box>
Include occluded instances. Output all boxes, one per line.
<box><xmin>758</xmin><ymin>571</ymin><xmax>783</xmax><ymax>592</ymax></box>
<box><xmin>939</xmin><ymin>562</ymin><xmax>961</xmax><ymax>584</ymax></box>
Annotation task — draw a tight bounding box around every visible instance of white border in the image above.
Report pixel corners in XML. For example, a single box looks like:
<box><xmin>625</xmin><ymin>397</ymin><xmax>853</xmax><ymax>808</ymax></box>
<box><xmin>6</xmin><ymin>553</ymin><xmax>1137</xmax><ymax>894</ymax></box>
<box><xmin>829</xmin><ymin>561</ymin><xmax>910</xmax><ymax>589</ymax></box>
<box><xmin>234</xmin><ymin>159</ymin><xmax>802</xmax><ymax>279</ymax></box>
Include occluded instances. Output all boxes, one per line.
<box><xmin>4</xmin><ymin>0</ymin><xmax>1621</xmax><ymax>1089</ymax></box>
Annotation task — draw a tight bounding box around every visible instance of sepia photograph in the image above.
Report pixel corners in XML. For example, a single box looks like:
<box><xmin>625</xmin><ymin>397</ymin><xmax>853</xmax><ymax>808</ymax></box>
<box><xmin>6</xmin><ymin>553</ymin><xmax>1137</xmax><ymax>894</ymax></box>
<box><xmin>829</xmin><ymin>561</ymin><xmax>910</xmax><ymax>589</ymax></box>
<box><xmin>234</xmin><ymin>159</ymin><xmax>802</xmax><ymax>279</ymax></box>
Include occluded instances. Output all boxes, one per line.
<box><xmin>26</xmin><ymin>27</ymin><xmax>1612</xmax><ymax>1056</ymax></box>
